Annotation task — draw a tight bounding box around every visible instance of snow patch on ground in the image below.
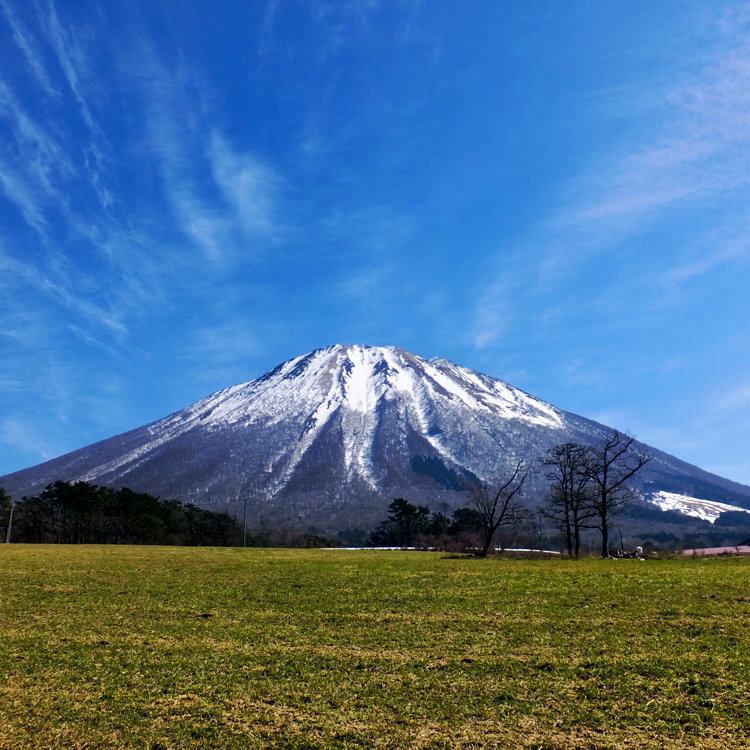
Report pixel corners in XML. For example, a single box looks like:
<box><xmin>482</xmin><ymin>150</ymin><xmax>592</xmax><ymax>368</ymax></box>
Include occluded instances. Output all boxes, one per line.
<box><xmin>649</xmin><ymin>491</ymin><xmax>750</xmax><ymax>523</ymax></box>
<box><xmin>682</xmin><ymin>546</ymin><xmax>750</xmax><ymax>556</ymax></box>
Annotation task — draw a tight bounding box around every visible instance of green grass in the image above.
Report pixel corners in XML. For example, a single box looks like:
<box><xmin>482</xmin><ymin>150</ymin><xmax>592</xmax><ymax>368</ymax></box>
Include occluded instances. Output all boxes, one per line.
<box><xmin>1</xmin><ymin>546</ymin><xmax>749</xmax><ymax>748</ymax></box>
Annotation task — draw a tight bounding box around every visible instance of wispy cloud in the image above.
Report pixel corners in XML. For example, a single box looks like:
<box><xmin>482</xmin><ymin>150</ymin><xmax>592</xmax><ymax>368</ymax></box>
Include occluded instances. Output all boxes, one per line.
<box><xmin>0</xmin><ymin>158</ymin><xmax>48</xmax><ymax>233</ymax></box>
<box><xmin>127</xmin><ymin>44</ymin><xmax>284</xmax><ymax>265</ymax></box>
<box><xmin>42</xmin><ymin>0</ymin><xmax>95</xmax><ymax>131</ymax></box>
<box><xmin>13</xmin><ymin>0</ymin><xmax>114</xmax><ymax>214</ymax></box>
<box><xmin>473</xmin><ymin>3</ymin><xmax>750</xmax><ymax>356</ymax></box>
<box><xmin>209</xmin><ymin>132</ymin><xmax>282</xmax><ymax>240</ymax></box>
<box><xmin>0</xmin><ymin>1</ymin><xmax>132</xmax><ymax>340</ymax></box>
<box><xmin>0</xmin><ymin>76</ymin><xmax>68</xmax><ymax>181</ymax></box>
<box><xmin>661</xmin><ymin>243</ymin><xmax>745</xmax><ymax>287</ymax></box>
<box><xmin>0</xmin><ymin>0</ymin><xmax>292</xmax><ymax>417</ymax></box>
<box><xmin>0</xmin><ymin>0</ymin><xmax>58</xmax><ymax>96</ymax></box>
<box><xmin>554</xmin><ymin>12</ymin><xmax>750</xmax><ymax>265</ymax></box>
<box><xmin>1</xmin><ymin>249</ymin><xmax>128</xmax><ymax>338</ymax></box>
<box><xmin>0</xmin><ymin>75</ymin><xmax>73</xmax><ymax>231</ymax></box>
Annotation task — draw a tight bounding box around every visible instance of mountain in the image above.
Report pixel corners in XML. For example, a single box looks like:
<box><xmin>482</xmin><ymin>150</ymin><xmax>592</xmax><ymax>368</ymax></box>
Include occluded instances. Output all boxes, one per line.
<box><xmin>3</xmin><ymin>344</ymin><xmax>750</xmax><ymax>540</ymax></box>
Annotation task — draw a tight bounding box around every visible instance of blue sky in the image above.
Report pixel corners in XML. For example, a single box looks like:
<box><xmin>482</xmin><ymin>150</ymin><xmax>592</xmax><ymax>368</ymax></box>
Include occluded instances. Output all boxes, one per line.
<box><xmin>1</xmin><ymin>1</ymin><xmax>750</xmax><ymax>485</ymax></box>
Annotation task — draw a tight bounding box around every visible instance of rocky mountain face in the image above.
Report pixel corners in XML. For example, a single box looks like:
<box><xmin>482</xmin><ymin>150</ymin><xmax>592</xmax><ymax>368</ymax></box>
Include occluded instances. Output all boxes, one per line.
<box><xmin>3</xmin><ymin>344</ymin><xmax>750</xmax><ymax>537</ymax></box>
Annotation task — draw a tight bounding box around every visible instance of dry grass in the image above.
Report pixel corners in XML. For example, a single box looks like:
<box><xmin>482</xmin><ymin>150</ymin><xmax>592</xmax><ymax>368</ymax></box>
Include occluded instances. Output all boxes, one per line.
<box><xmin>1</xmin><ymin>545</ymin><xmax>749</xmax><ymax>748</ymax></box>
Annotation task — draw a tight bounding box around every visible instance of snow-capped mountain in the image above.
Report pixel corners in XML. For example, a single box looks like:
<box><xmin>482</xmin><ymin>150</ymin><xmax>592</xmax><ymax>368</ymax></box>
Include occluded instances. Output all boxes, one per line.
<box><xmin>3</xmin><ymin>344</ymin><xmax>750</xmax><ymax>533</ymax></box>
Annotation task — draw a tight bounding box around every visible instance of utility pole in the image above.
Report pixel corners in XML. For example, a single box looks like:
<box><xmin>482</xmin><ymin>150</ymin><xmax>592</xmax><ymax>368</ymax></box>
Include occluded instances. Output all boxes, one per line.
<box><xmin>537</xmin><ymin>508</ymin><xmax>544</xmax><ymax>552</ymax></box>
<box><xmin>5</xmin><ymin>502</ymin><xmax>14</xmax><ymax>543</ymax></box>
<box><xmin>242</xmin><ymin>495</ymin><xmax>247</xmax><ymax>548</ymax></box>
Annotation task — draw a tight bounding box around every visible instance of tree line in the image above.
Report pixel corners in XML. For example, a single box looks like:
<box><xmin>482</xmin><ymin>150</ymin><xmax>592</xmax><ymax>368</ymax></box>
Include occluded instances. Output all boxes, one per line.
<box><xmin>1</xmin><ymin>480</ymin><xmax>242</xmax><ymax>546</ymax></box>
<box><xmin>371</xmin><ymin>430</ymin><xmax>651</xmax><ymax>558</ymax></box>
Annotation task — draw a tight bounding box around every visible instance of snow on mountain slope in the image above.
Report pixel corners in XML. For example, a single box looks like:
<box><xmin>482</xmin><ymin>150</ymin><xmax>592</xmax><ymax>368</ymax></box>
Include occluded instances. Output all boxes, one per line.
<box><xmin>648</xmin><ymin>491</ymin><xmax>750</xmax><ymax>524</ymax></box>
<box><xmin>172</xmin><ymin>345</ymin><xmax>564</xmax><ymax>433</ymax></box>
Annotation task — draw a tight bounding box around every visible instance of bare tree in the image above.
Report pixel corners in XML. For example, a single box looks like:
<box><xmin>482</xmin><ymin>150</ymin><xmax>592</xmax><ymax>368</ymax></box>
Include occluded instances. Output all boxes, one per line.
<box><xmin>467</xmin><ymin>460</ymin><xmax>528</xmax><ymax>557</ymax></box>
<box><xmin>585</xmin><ymin>430</ymin><xmax>651</xmax><ymax>558</ymax></box>
<box><xmin>541</xmin><ymin>443</ymin><xmax>596</xmax><ymax>558</ymax></box>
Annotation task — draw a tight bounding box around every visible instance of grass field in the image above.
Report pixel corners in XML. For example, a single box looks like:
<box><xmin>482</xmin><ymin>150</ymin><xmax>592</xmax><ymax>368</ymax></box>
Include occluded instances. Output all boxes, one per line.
<box><xmin>1</xmin><ymin>546</ymin><xmax>749</xmax><ymax>749</ymax></box>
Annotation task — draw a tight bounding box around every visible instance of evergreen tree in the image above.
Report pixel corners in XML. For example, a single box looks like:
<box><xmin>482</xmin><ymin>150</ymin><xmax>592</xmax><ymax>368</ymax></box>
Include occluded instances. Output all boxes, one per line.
<box><xmin>387</xmin><ymin>498</ymin><xmax>429</xmax><ymax>546</ymax></box>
